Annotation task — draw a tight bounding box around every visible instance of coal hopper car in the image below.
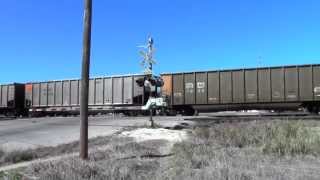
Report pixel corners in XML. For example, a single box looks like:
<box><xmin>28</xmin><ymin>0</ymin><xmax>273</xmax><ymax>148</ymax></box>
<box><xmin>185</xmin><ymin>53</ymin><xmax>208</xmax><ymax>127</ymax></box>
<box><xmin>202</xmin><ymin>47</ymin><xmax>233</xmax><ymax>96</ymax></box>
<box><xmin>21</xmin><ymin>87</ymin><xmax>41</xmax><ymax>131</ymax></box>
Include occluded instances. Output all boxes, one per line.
<box><xmin>162</xmin><ymin>64</ymin><xmax>320</xmax><ymax>115</ymax></box>
<box><xmin>25</xmin><ymin>74</ymin><xmax>166</xmax><ymax>116</ymax></box>
<box><xmin>0</xmin><ymin>83</ymin><xmax>26</xmax><ymax>116</ymax></box>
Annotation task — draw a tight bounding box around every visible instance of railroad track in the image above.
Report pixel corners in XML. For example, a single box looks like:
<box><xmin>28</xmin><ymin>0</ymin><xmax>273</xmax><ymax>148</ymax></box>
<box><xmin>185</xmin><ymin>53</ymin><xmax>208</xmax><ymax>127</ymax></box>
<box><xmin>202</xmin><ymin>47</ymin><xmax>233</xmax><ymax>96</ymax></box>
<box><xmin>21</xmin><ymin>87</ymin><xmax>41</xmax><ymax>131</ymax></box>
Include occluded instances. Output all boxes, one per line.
<box><xmin>0</xmin><ymin>116</ymin><xmax>17</xmax><ymax>121</ymax></box>
<box><xmin>185</xmin><ymin>112</ymin><xmax>320</xmax><ymax>124</ymax></box>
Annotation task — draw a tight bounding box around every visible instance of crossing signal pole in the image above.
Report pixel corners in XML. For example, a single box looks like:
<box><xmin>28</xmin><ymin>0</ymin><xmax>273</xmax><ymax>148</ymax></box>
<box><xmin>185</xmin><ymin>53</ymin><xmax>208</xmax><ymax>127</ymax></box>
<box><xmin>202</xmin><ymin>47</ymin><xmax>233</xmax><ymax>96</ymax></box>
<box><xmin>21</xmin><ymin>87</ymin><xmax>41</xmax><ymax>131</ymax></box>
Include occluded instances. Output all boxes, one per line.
<box><xmin>80</xmin><ymin>0</ymin><xmax>92</xmax><ymax>160</ymax></box>
<box><xmin>139</xmin><ymin>36</ymin><xmax>156</xmax><ymax>75</ymax></box>
<box><xmin>139</xmin><ymin>36</ymin><xmax>157</xmax><ymax>127</ymax></box>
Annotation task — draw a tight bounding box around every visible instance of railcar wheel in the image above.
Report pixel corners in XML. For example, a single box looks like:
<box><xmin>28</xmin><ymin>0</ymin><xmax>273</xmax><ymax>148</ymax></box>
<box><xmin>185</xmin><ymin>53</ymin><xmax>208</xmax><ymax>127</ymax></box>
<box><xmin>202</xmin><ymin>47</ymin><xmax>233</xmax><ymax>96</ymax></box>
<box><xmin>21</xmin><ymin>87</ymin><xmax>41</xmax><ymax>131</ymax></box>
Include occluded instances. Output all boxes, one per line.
<box><xmin>166</xmin><ymin>109</ymin><xmax>177</xmax><ymax>116</ymax></box>
<box><xmin>158</xmin><ymin>108</ymin><xmax>167</xmax><ymax>116</ymax></box>
<box><xmin>194</xmin><ymin>110</ymin><xmax>199</xmax><ymax>116</ymax></box>
<box><xmin>130</xmin><ymin>111</ymin><xmax>138</xmax><ymax>116</ymax></box>
<box><xmin>181</xmin><ymin>107</ymin><xmax>196</xmax><ymax>116</ymax></box>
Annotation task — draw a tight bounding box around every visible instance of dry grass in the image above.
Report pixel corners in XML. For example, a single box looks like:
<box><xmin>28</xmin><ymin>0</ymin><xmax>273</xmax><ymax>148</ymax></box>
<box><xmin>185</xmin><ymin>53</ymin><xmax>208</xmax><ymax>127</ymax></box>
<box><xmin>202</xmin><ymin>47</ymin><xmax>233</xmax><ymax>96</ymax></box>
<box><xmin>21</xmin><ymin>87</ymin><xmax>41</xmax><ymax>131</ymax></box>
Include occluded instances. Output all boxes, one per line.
<box><xmin>195</xmin><ymin>120</ymin><xmax>320</xmax><ymax>156</ymax></box>
<box><xmin>0</xmin><ymin>170</ymin><xmax>23</xmax><ymax>180</ymax></box>
<box><xmin>23</xmin><ymin>137</ymin><xmax>165</xmax><ymax>180</ymax></box>
<box><xmin>0</xmin><ymin>146</ymin><xmax>38</xmax><ymax>168</ymax></box>
<box><xmin>0</xmin><ymin>150</ymin><xmax>37</xmax><ymax>166</ymax></box>
<box><xmin>262</xmin><ymin>122</ymin><xmax>320</xmax><ymax>155</ymax></box>
<box><xmin>3</xmin><ymin>120</ymin><xmax>320</xmax><ymax>180</ymax></box>
<box><xmin>0</xmin><ymin>135</ymin><xmax>113</xmax><ymax>168</ymax></box>
<box><xmin>168</xmin><ymin>143</ymin><xmax>320</xmax><ymax>180</ymax></box>
<box><xmin>165</xmin><ymin>120</ymin><xmax>320</xmax><ymax>180</ymax></box>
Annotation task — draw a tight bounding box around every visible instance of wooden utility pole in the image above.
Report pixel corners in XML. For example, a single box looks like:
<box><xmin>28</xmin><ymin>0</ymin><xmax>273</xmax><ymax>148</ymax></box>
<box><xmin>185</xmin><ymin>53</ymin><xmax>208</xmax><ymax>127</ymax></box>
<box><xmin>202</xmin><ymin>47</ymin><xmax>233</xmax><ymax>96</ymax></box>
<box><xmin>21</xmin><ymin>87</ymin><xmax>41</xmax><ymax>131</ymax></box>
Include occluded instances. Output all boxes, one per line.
<box><xmin>80</xmin><ymin>0</ymin><xmax>92</xmax><ymax>160</ymax></box>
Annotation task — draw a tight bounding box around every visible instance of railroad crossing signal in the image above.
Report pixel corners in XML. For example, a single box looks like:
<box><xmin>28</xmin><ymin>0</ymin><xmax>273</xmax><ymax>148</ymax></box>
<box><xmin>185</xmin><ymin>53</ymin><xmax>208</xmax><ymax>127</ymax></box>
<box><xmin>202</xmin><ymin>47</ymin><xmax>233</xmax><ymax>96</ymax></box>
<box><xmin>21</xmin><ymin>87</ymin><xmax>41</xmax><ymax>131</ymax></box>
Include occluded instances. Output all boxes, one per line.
<box><xmin>139</xmin><ymin>36</ymin><xmax>157</xmax><ymax>75</ymax></box>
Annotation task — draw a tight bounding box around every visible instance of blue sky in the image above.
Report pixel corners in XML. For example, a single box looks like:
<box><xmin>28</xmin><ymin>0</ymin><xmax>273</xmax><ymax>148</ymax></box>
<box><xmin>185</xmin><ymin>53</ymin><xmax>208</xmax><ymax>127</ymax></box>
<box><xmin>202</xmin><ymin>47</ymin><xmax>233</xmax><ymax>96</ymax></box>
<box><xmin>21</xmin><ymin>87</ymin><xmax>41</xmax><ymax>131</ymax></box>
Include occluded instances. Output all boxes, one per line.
<box><xmin>0</xmin><ymin>0</ymin><xmax>319</xmax><ymax>83</ymax></box>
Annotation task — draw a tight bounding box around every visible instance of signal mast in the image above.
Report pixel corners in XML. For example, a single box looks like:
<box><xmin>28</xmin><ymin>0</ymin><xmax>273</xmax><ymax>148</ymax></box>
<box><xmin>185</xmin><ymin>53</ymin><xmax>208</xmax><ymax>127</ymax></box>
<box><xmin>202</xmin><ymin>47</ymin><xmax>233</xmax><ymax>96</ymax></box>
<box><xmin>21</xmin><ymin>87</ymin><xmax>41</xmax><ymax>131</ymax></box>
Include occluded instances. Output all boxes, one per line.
<box><xmin>138</xmin><ymin>36</ymin><xmax>165</xmax><ymax>127</ymax></box>
<box><xmin>139</xmin><ymin>36</ymin><xmax>156</xmax><ymax>75</ymax></box>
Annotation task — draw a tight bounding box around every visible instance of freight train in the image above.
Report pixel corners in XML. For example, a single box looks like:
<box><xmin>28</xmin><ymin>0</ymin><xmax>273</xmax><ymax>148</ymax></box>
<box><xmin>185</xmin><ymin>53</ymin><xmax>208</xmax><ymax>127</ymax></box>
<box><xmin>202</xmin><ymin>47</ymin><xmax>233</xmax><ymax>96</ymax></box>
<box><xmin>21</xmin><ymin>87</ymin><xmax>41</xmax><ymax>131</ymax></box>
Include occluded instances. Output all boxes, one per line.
<box><xmin>162</xmin><ymin>64</ymin><xmax>320</xmax><ymax>115</ymax></box>
<box><xmin>0</xmin><ymin>64</ymin><xmax>320</xmax><ymax>117</ymax></box>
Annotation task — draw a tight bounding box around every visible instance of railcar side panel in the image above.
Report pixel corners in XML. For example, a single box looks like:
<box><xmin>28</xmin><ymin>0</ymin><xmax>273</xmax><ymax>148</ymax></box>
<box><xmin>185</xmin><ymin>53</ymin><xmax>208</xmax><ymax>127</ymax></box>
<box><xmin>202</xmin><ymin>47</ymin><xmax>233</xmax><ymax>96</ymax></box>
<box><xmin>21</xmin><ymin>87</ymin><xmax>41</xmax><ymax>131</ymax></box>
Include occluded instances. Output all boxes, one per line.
<box><xmin>88</xmin><ymin>79</ymin><xmax>95</xmax><ymax>105</ymax></box>
<box><xmin>232</xmin><ymin>70</ymin><xmax>244</xmax><ymax>103</ymax></box>
<box><xmin>285</xmin><ymin>67</ymin><xmax>299</xmax><ymax>101</ymax></box>
<box><xmin>32</xmin><ymin>83</ymin><xmax>40</xmax><ymax>107</ymax></box>
<box><xmin>70</xmin><ymin>80</ymin><xmax>79</xmax><ymax>105</ymax></box>
<box><xmin>123</xmin><ymin>76</ymin><xmax>133</xmax><ymax>104</ymax></box>
<box><xmin>133</xmin><ymin>76</ymin><xmax>144</xmax><ymax>105</ymax></box>
<box><xmin>95</xmin><ymin>78</ymin><xmax>104</xmax><ymax>105</ymax></box>
<box><xmin>133</xmin><ymin>76</ymin><xmax>143</xmax><ymax>105</ymax></box>
<box><xmin>271</xmin><ymin>68</ymin><xmax>285</xmax><ymax>102</ymax></box>
<box><xmin>55</xmin><ymin>81</ymin><xmax>63</xmax><ymax>106</ymax></box>
<box><xmin>104</xmin><ymin>78</ymin><xmax>112</xmax><ymax>104</ymax></box>
<box><xmin>47</xmin><ymin>82</ymin><xmax>55</xmax><ymax>106</ymax></box>
<box><xmin>40</xmin><ymin>82</ymin><xmax>48</xmax><ymax>106</ymax></box>
<box><xmin>1</xmin><ymin>85</ymin><xmax>8</xmax><ymax>107</ymax></box>
<box><xmin>220</xmin><ymin>71</ymin><xmax>232</xmax><ymax>103</ymax></box>
<box><xmin>207</xmin><ymin>72</ymin><xmax>220</xmax><ymax>104</ymax></box>
<box><xmin>184</xmin><ymin>73</ymin><xmax>195</xmax><ymax>104</ymax></box>
<box><xmin>161</xmin><ymin>75</ymin><xmax>172</xmax><ymax>105</ymax></box>
<box><xmin>8</xmin><ymin>85</ymin><xmax>15</xmax><ymax>107</ymax></box>
<box><xmin>258</xmin><ymin>69</ymin><xmax>271</xmax><ymax>102</ymax></box>
<box><xmin>245</xmin><ymin>69</ymin><xmax>258</xmax><ymax>102</ymax></box>
<box><xmin>298</xmin><ymin>66</ymin><xmax>313</xmax><ymax>101</ymax></box>
<box><xmin>25</xmin><ymin>84</ymin><xmax>32</xmax><ymax>107</ymax></box>
<box><xmin>314</xmin><ymin>65</ymin><xmax>320</xmax><ymax>100</ymax></box>
<box><xmin>113</xmin><ymin>77</ymin><xmax>123</xmax><ymax>104</ymax></box>
<box><xmin>196</xmin><ymin>72</ymin><xmax>207</xmax><ymax>104</ymax></box>
<box><xmin>62</xmin><ymin>81</ymin><xmax>70</xmax><ymax>106</ymax></box>
<box><xmin>173</xmin><ymin>74</ymin><xmax>184</xmax><ymax>105</ymax></box>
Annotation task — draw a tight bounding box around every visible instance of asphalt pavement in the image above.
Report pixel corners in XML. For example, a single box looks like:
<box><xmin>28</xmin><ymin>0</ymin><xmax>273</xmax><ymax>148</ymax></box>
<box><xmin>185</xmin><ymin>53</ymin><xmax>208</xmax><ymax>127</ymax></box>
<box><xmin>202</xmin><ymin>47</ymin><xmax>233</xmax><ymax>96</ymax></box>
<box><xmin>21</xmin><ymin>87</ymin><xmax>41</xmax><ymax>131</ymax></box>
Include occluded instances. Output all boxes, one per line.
<box><xmin>0</xmin><ymin>115</ymin><xmax>192</xmax><ymax>151</ymax></box>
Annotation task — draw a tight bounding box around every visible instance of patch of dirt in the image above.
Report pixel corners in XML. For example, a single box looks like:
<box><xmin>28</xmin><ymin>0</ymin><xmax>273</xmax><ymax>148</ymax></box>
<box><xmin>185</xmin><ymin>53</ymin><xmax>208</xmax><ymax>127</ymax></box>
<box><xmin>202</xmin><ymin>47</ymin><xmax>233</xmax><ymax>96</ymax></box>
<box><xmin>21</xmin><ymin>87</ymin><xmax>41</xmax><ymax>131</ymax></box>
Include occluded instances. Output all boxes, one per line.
<box><xmin>119</xmin><ymin>128</ymin><xmax>189</xmax><ymax>143</ymax></box>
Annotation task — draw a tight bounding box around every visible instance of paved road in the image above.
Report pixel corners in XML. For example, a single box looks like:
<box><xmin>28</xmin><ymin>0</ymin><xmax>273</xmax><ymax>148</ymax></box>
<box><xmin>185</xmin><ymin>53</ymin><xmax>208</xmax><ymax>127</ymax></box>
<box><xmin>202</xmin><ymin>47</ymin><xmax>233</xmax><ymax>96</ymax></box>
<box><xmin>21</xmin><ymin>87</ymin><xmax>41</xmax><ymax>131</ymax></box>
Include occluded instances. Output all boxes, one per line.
<box><xmin>0</xmin><ymin>115</ymin><xmax>191</xmax><ymax>151</ymax></box>
<box><xmin>0</xmin><ymin>111</ymin><xmax>275</xmax><ymax>151</ymax></box>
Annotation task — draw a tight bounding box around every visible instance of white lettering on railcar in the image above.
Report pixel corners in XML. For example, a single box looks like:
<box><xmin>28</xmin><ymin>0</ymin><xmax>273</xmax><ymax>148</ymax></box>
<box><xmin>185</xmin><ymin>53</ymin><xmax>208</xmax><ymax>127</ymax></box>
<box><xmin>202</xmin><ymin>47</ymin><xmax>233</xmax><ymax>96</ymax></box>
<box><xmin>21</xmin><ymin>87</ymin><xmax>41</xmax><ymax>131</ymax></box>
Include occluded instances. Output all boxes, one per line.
<box><xmin>314</xmin><ymin>87</ymin><xmax>320</xmax><ymax>93</ymax></box>
<box><xmin>185</xmin><ymin>83</ymin><xmax>194</xmax><ymax>94</ymax></box>
<box><xmin>287</xmin><ymin>94</ymin><xmax>297</xmax><ymax>99</ymax></box>
<box><xmin>272</xmin><ymin>91</ymin><xmax>281</xmax><ymax>98</ymax></box>
<box><xmin>174</xmin><ymin>92</ymin><xmax>182</xmax><ymax>97</ymax></box>
<box><xmin>208</xmin><ymin>97</ymin><xmax>218</xmax><ymax>101</ymax></box>
<box><xmin>247</xmin><ymin>93</ymin><xmax>256</xmax><ymax>99</ymax></box>
<box><xmin>185</xmin><ymin>83</ymin><xmax>194</xmax><ymax>89</ymax></box>
<box><xmin>197</xmin><ymin>82</ymin><xmax>205</xmax><ymax>89</ymax></box>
